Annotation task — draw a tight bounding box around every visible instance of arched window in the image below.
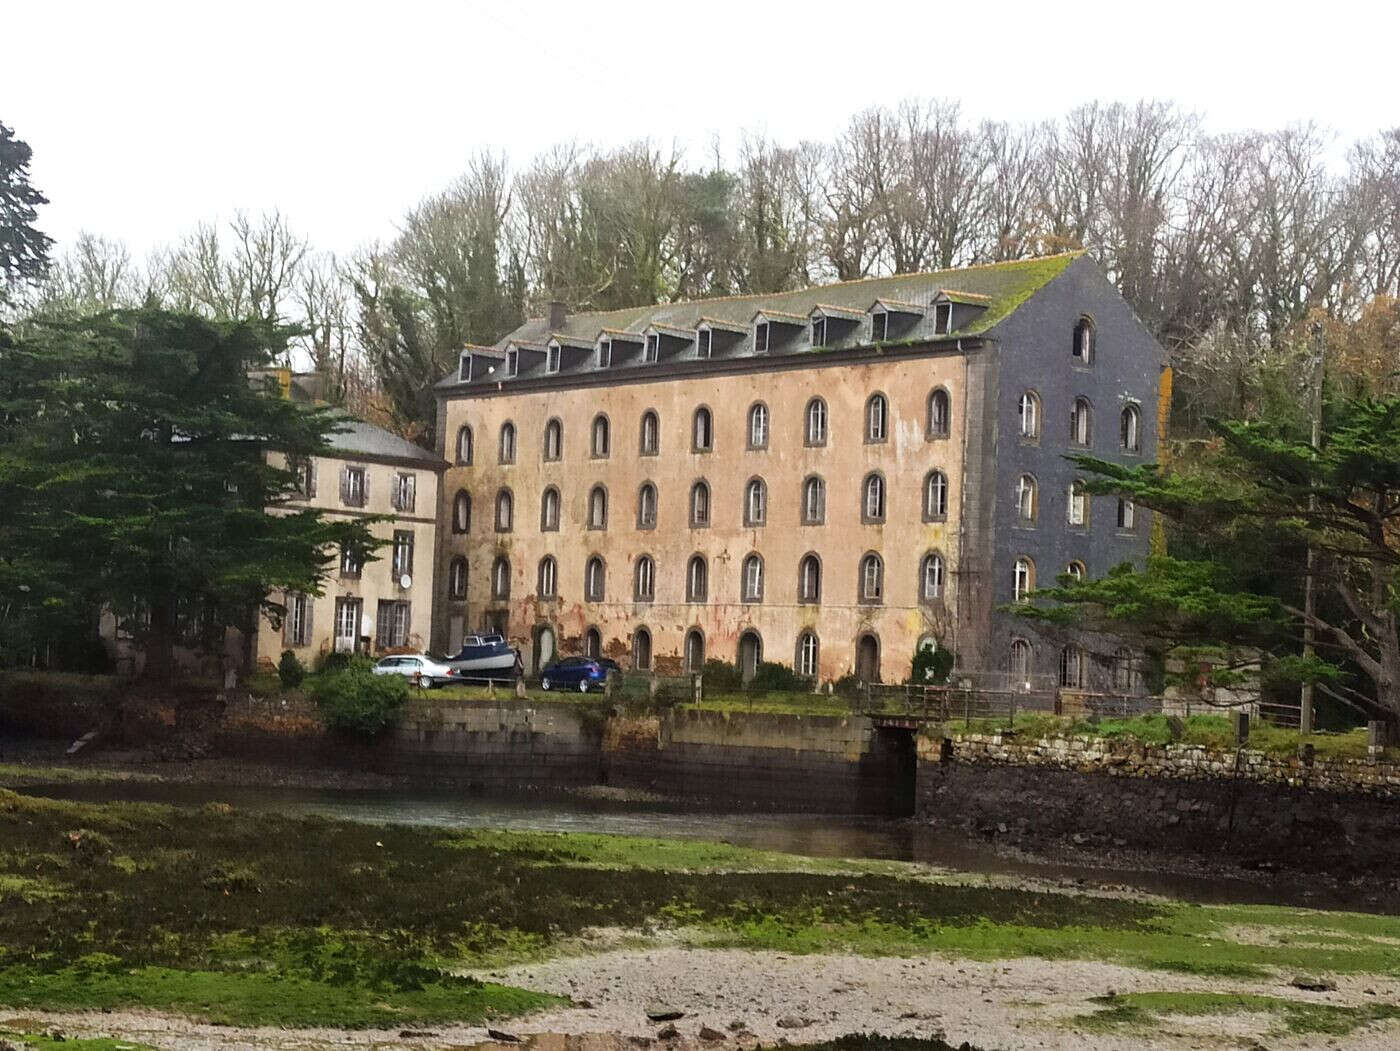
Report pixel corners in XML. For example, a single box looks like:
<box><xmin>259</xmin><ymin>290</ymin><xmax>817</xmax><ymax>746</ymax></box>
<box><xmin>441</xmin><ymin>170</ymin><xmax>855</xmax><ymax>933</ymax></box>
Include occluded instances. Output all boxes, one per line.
<box><xmin>634</xmin><ymin>555</ymin><xmax>656</xmax><ymax>602</ymax></box>
<box><xmin>927</xmin><ymin>388</ymin><xmax>951</xmax><ymax>439</ymax></box>
<box><xmin>633</xmin><ymin>627</ymin><xmax>653</xmax><ymax>671</ymax></box>
<box><xmin>1015</xmin><ymin>473</ymin><xmax>1038</xmax><ymax>523</ymax></box>
<box><xmin>1010</xmin><ymin>638</ymin><xmax>1032</xmax><ymax>680</ymax></box>
<box><xmin>1059</xmin><ymin>644</ymin><xmax>1085</xmax><ymax>688</ymax></box>
<box><xmin>865</xmin><ymin>393</ymin><xmax>888</xmax><ymax>443</ymax></box>
<box><xmin>1070</xmin><ymin>397</ymin><xmax>1092</xmax><ymax>446</ymax></box>
<box><xmin>801</xmin><ymin>475</ymin><xmax>826</xmax><ymax>525</ymax></box>
<box><xmin>1067</xmin><ymin>479</ymin><xmax>1089</xmax><ymax>527</ymax></box>
<box><xmin>684</xmin><ymin>628</ymin><xmax>705</xmax><ymax>671</ymax></box>
<box><xmin>587</xmin><ymin>485</ymin><xmax>608</xmax><ymax>530</ymax></box>
<box><xmin>494</xmin><ymin>488</ymin><xmax>513</xmax><ymax>532</ymax></box>
<box><xmin>540</xmin><ymin>486</ymin><xmax>560</xmax><ymax>531</ymax></box>
<box><xmin>538</xmin><ymin>555</ymin><xmax>557</xmax><ymax>598</ymax></box>
<box><xmin>797</xmin><ymin>631</ymin><xmax>820</xmax><ymax>679</ymax></box>
<box><xmin>543</xmin><ymin>418</ymin><xmax>563</xmax><ymax>462</ymax></box>
<box><xmin>639</xmin><ymin>410</ymin><xmax>660</xmax><ymax>456</ymax></box>
<box><xmin>863</xmin><ymin>472</ymin><xmax>885</xmax><ymax>523</ymax></box>
<box><xmin>1066</xmin><ymin>560</ymin><xmax>1086</xmax><ymax>582</ymax></box>
<box><xmin>456</xmin><ymin>425</ymin><xmax>474</xmax><ymax>466</ymax></box>
<box><xmin>491</xmin><ymin>556</ymin><xmax>510</xmax><ymax>600</ymax></box>
<box><xmin>1073</xmin><ymin>317</ymin><xmax>1095</xmax><ymax>363</ymax></box>
<box><xmin>859</xmin><ymin>552</ymin><xmax>884</xmax><ymax>603</ymax></box>
<box><xmin>924</xmin><ymin>470</ymin><xmax>948</xmax><ymax>521</ymax></box>
<box><xmin>1113</xmin><ymin>647</ymin><xmax>1139</xmax><ymax>693</ymax></box>
<box><xmin>747</xmin><ymin>402</ymin><xmax>769</xmax><ymax>450</ymax></box>
<box><xmin>452</xmin><ymin>489</ymin><xmax>471</xmax><ymax>534</ymax></box>
<box><xmin>1018</xmin><ymin>391</ymin><xmax>1041</xmax><ymax>439</ymax></box>
<box><xmin>1120</xmin><ymin>403</ymin><xmax>1142</xmax><ymax>453</ymax></box>
<box><xmin>584</xmin><ymin>627</ymin><xmax>601</xmax><ymax>658</ymax></box>
<box><xmin>798</xmin><ymin>553</ymin><xmax>822</xmax><ymax>604</ymax></box>
<box><xmin>690</xmin><ymin>480</ymin><xmax>711</xmax><ymax>528</ymax></box>
<box><xmin>448</xmin><ymin>557</ymin><xmax>468</xmax><ymax>601</ymax></box>
<box><xmin>1013</xmin><ymin>557</ymin><xmax>1035</xmax><ymax>601</ymax></box>
<box><xmin>741</xmin><ymin>553</ymin><xmax>764</xmax><ymax>602</ymax></box>
<box><xmin>805</xmin><ymin>397</ymin><xmax>828</xmax><ymax>446</ymax></box>
<box><xmin>921</xmin><ymin>552</ymin><xmax>945</xmax><ymax>602</ymax></box>
<box><xmin>591</xmin><ymin>414</ymin><xmax>610</xmax><ymax>458</ymax></box>
<box><xmin>498</xmin><ymin>421</ymin><xmax>516</xmax><ymax>465</ymax></box>
<box><xmin>637</xmin><ymin>482</ymin><xmax>658</xmax><ymax>529</ymax></box>
<box><xmin>692</xmin><ymin>406</ymin><xmax>713</xmax><ymax>452</ymax></box>
<box><xmin>584</xmin><ymin>555</ymin><xmax>605</xmax><ymax>602</ymax></box>
<box><xmin>1117</xmin><ymin>497</ymin><xmax>1136</xmax><ymax>530</ymax></box>
<box><xmin>686</xmin><ymin>554</ymin><xmax>708</xmax><ymax>602</ymax></box>
<box><xmin>743</xmin><ymin>477</ymin><xmax>767</xmax><ymax>527</ymax></box>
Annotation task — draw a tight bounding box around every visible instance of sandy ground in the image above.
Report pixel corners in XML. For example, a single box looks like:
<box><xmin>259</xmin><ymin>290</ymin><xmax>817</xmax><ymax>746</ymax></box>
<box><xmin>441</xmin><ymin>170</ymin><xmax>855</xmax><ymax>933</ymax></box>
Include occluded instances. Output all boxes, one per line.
<box><xmin>9</xmin><ymin>948</ymin><xmax>1400</xmax><ymax>1051</ymax></box>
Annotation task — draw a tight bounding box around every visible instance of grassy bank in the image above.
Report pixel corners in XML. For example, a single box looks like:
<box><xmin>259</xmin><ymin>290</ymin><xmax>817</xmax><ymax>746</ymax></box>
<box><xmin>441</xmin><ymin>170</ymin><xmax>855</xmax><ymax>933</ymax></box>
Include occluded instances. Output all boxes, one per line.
<box><xmin>3</xmin><ymin>789</ymin><xmax>1400</xmax><ymax>1029</ymax></box>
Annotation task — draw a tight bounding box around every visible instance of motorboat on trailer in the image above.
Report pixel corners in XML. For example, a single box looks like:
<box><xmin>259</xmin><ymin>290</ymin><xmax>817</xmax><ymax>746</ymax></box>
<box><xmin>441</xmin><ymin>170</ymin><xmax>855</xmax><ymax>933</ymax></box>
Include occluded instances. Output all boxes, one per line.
<box><xmin>444</xmin><ymin>633</ymin><xmax>519</xmax><ymax>677</ymax></box>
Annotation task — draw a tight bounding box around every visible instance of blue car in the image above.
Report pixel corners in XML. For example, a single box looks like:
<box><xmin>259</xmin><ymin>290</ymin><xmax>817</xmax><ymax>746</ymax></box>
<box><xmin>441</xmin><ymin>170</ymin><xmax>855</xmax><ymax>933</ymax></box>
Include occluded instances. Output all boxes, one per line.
<box><xmin>539</xmin><ymin>656</ymin><xmax>620</xmax><ymax>693</ymax></box>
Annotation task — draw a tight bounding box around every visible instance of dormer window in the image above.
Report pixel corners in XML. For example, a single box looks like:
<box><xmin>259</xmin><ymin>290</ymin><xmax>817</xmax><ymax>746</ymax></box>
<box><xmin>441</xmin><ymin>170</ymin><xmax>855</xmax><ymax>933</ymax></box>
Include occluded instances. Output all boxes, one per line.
<box><xmin>459</xmin><ymin>354</ymin><xmax>470</xmax><ymax>381</ymax></box>
<box><xmin>644</xmin><ymin>333</ymin><xmax>659</xmax><ymax>363</ymax></box>
<box><xmin>546</xmin><ymin>343</ymin><xmax>561</xmax><ymax>373</ymax></box>
<box><xmin>934</xmin><ymin>302</ymin><xmax>952</xmax><ymax>334</ymax></box>
<box><xmin>697</xmin><ymin>328</ymin><xmax>712</xmax><ymax>358</ymax></box>
<box><xmin>754</xmin><ymin>322</ymin><xmax>770</xmax><ymax>354</ymax></box>
<box><xmin>505</xmin><ymin>349</ymin><xmax>518</xmax><ymax>377</ymax></box>
<box><xmin>811</xmin><ymin>317</ymin><xmax>826</xmax><ymax>348</ymax></box>
<box><xmin>597</xmin><ymin>339</ymin><xmax>612</xmax><ymax>368</ymax></box>
<box><xmin>871</xmin><ymin>310</ymin><xmax>888</xmax><ymax>342</ymax></box>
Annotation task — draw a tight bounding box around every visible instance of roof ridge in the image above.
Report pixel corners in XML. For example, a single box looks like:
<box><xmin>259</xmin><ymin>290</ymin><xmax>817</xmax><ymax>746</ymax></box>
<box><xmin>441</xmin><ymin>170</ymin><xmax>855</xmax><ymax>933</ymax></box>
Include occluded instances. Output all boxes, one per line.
<box><xmin>522</xmin><ymin>251</ymin><xmax>1087</xmax><ymax>326</ymax></box>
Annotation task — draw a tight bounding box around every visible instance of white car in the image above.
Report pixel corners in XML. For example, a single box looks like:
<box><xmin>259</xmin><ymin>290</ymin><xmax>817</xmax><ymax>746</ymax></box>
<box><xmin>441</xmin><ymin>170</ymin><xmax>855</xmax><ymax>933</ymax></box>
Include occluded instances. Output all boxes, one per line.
<box><xmin>371</xmin><ymin>654</ymin><xmax>458</xmax><ymax>688</ymax></box>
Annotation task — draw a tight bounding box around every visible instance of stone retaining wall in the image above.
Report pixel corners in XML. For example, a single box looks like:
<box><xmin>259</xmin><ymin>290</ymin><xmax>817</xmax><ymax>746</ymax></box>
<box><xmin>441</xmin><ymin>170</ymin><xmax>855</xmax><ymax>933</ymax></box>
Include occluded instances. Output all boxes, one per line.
<box><xmin>918</xmin><ymin>731</ymin><xmax>1400</xmax><ymax>870</ymax></box>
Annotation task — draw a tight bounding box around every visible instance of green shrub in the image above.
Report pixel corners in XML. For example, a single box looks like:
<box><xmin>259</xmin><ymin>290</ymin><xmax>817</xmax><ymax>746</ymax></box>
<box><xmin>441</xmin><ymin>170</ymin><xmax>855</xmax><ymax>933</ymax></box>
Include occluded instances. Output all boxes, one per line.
<box><xmin>315</xmin><ymin>650</ymin><xmax>354</xmax><ymax>675</ymax></box>
<box><xmin>832</xmin><ymin>673</ymin><xmax>863</xmax><ymax>698</ymax></box>
<box><xmin>909</xmin><ymin>645</ymin><xmax>955</xmax><ymax>685</ymax></box>
<box><xmin>277</xmin><ymin>650</ymin><xmax>306</xmax><ymax>689</ymax></box>
<box><xmin>700</xmin><ymin>658</ymin><xmax>743</xmax><ymax>692</ymax></box>
<box><xmin>749</xmin><ymin>661</ymin><xmax>810</xmax><ymax>693</ymax></box>
<box><xmin>308</xmin><ymin>655</ymin><xmax>408</xmax><ymax>737</ymax></box>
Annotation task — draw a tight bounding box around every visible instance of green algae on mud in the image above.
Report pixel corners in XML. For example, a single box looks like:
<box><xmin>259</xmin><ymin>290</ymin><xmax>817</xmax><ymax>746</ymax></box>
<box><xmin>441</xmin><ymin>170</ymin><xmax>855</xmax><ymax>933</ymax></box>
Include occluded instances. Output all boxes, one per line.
<box><xmin>3</xmin><ymin>788</ymin><xmax>1400</xmax><ymax>1026</ymax></box>
<box><xmin>1</xmin><ymin>1032</ymin><xmax>159</xmax><ymax>1051</ymax></box>
<box><xmin>1071</xmin><ymin>991</ymin><xmax>1400</xmax><ymax>1037</ymax></box>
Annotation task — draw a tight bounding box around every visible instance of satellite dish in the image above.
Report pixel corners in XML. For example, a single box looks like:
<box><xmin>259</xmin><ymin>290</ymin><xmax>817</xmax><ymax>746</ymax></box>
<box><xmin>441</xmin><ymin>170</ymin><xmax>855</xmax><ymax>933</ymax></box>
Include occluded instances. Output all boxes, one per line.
<box><xmin>400</xmin><ymin>574</ymin><xmax>413</xmax><ymax>589</ymax></box>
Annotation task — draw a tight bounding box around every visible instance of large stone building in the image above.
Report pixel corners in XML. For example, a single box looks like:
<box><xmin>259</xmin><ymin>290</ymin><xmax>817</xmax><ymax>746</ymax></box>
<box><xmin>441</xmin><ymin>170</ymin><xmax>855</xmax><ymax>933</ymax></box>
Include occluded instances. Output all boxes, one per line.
<box><xmin>431</xmin><ymin>253</ymin><xmax>1165</xmax><ymax>687</ymax></box>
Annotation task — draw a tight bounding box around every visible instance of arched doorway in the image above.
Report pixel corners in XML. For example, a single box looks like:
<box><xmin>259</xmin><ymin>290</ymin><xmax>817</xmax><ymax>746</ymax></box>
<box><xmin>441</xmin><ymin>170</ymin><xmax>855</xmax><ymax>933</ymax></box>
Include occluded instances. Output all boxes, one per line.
<box><xmin>532</xmin><ymin>625</ymin><xmax>556</xmax><ymax>674</ymax></box>
<box><xmin>738</xmin><ymin>630</ymin><xmax>762</xmax><ymax>684</ymax></box>
<box><xmin>584</xmin><ymin>626</ymin><xmax>601</xmax><ymax>659</ymax></box>
<box><xmin>633</xmin><ymin>627</ymin><xmax>652</xmax><ymax>671</ymax></box>
<box><xmin>684</xmin><ymin>629</ymin><xmax>705</xmax><ymax>672</ymax></box>
<box><xmin>856</xmin><ymin>633</ymin><xmax>881</xmax><ymax>684</ymax></box>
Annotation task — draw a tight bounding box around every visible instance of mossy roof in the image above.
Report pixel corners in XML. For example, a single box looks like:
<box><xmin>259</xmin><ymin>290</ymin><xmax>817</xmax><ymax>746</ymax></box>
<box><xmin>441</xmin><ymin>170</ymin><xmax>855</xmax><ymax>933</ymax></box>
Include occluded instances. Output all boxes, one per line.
<box><xmin>496</xmin><ymin>252</ymin><xmax>1084</xmax><ymax>351</ymax></box>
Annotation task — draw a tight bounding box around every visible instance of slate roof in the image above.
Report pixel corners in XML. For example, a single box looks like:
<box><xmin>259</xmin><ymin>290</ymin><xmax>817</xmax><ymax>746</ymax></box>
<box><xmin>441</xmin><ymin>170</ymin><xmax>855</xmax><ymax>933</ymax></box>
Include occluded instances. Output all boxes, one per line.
<box><xmin>497</xmin><ymin>252</ymin><xmax>1082</xmax><ymax>349</ymax></box>
<box><xmin>325</xmin><ymin>417</ymin><xmax>445</xmax><ymax>467</ymax></box>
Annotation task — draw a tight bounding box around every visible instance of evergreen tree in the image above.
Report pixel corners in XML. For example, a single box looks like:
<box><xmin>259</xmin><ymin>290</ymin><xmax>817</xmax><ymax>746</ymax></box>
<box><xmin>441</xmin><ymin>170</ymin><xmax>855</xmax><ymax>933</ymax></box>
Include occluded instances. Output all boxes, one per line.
<box><xmin>0</xmin><ymin>309</ymin><xmax>381</xmax><ymax>682</ymax></box>
<box><xmin>0</xmin><ymin>120</ymin><xmax>53</xmax><ymax>307</ymax></box>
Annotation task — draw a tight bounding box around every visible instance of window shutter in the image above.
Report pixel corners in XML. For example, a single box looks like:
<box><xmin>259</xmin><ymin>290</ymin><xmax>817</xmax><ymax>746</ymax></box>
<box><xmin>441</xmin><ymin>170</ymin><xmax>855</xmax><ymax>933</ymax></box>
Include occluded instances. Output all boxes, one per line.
<box><xmin>303</xmin><ymin>596</ymin><xmax>314</xmax><ymax>648</ymax></box>
<box><xmin>402</xmin><ymin>601</ymin><xmax>412</xmax><ymax>646</ymax></box>
<box><xmin>340</xmin><ymin>467</ymin><xmax>349</xmax><ymax>505</ymax></box>
<box><xmin>406</xmin><ymin>475</ymin><xmax>415</xmax><ymax>513</ymax></box>
<box><xmin>375</xmin><ymin>601</ymin><xmax>389</xmax><ymax>649</ymax></box>
<box><xmin>282</xmin><ymin>592</ymin><xmax>294</xmax><ymax>646</ymax></box>
<box><xmin>361</xmin><ymin>469</ymin><xmax>370</xmax><ymax>508</ymax></box>
<box><xmin>307</xmin><ymin>460</ymin><xmax>318</xmax><ymax>498</ymax></box>
<box><xmin>405</xmin><ymin>532</ymin><xmax>414</xmax><ymax>576</ymax></box>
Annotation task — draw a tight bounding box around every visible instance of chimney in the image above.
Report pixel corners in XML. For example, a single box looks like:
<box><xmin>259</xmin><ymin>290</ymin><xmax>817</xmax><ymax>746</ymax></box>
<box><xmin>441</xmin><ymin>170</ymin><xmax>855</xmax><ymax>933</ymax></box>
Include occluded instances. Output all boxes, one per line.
<box><xmin>548</xmin><ymin>300</ymin><xmax>568</xmax><ymax>331</ymax></box>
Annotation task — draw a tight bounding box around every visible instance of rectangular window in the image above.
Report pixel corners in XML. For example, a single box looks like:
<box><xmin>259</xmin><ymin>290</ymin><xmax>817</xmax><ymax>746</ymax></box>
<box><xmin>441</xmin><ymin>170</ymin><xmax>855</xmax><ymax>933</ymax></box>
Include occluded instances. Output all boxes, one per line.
<box><xmin>391</xmin><ymin>530</ymin><xmax>414</xmax><ymax>580</ymax></box>
<box><xmin>811</xmin><ymin>317</ymin><xmax>826</xmax><ymax>347</ymax></box>
<box><xmin>289</xmin><ymin>456</ymin><xmax>316</xmax><ymax>498</ymax></box>
<box><xmin>506</xmin><ymin>349</ymin><xmax>518</xmax><ymax>377</ymax></box>
<box><xmin>459</xmin><ymin>354</ymin><xmax>470</xmax><ymax>381</ymax></box>
<box><xmin>287</xmin><ymin>593</ymin><xmax>311</xmax><ymax>647</ymax></box>
<box><xmin>392</xmin><ymin>473</ymin><xmax>416</xmax><ymax>513</ymax></box>
<box><xmin>334</xmin><ymin>597</ymin><xmax>362</xmax><ymax>652</ymax></box>
<box><xmin>340</xmin><ymin>545</ymin><xmax>363</xmax><ymax>579</ymax></box>
<box><xmin>546</xmin><ymin>344</ymin><xmax>560</xmax><ymax>373</ymax></box>
<box><xmin>341</xmin><ymin>466</ymin><xmax>367</xmax><ymax>507</ymax></box>
<box><xmin>871</xmin><ymin>311</ymin><xmax>888</xmax><ymax>341</ymax></box>
<box><xmin>697</xmin><ymin>328</ymin><xmax>712</xmax><ymax>358</ymax></box>
<box><xmin>754</xmin><ymin>322</ymin><xmax>769</xmax><ymax>354</ymax></box>
<box><xmin>598</xmin><ymin>340</ymin><xmax>612</xmax><ymax>368</ymax></box>
<box><xmin>934</xmin><ymin>302</ymin><xmax>952</xmax><ymax>334</ymax></box>
<box><xmin>375</xmin><ymin>600</ymin><xmax>410</xmax><ymax>649</ymax></box>
<box><xmin>644</xmin><ymin>334</ymin><xmax>659</xmax><ymax>363</ymax></box>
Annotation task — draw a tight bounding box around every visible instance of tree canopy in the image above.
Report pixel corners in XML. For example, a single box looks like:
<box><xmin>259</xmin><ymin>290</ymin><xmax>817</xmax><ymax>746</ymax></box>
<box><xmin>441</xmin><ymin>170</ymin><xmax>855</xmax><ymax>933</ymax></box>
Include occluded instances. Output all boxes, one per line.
<box><xmin>0</xmin><ymin>120</ymin><xmax>52</xmax><ymax>307</ymax></box>
<box><xmin>0</xmin><ymin>309</ymin><xmax>381</xmax><ymax>680</ymax></box>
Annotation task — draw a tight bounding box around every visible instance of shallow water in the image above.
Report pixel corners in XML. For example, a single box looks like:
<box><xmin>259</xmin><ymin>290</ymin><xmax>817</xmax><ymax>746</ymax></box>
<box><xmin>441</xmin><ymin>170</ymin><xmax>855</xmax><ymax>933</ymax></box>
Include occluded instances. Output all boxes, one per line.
<box><xmin>28</xmin><ymin>779</ymin><xmax>1391</xmax><ymax>914</ymax></box>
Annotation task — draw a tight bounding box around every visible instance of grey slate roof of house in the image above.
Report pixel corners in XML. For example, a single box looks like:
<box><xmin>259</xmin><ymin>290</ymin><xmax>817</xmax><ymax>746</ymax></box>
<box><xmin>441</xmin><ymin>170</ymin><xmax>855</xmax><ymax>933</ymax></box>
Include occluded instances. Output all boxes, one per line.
<box><xmin>325</xmin><ymin>417</ymin><xmax>445</xmax><ymax>468</ymax></box>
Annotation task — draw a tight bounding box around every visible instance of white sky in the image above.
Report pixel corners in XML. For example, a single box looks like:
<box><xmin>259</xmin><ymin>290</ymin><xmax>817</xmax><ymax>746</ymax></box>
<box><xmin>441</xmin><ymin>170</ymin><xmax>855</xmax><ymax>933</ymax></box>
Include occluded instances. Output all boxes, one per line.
<box><xmin>5</xmin><ymin>0</ymin><xmax>1397</xmax><ymax>262</ymax></box>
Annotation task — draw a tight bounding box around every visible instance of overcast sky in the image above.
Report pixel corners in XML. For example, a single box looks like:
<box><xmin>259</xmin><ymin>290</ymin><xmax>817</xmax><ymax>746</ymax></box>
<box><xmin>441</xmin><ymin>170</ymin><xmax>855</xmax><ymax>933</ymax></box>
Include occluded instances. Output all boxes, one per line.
<box><xmin>6</xmin><ymin>0</ymin><xmax>1397</xmax><ymax>262</ymax></box>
